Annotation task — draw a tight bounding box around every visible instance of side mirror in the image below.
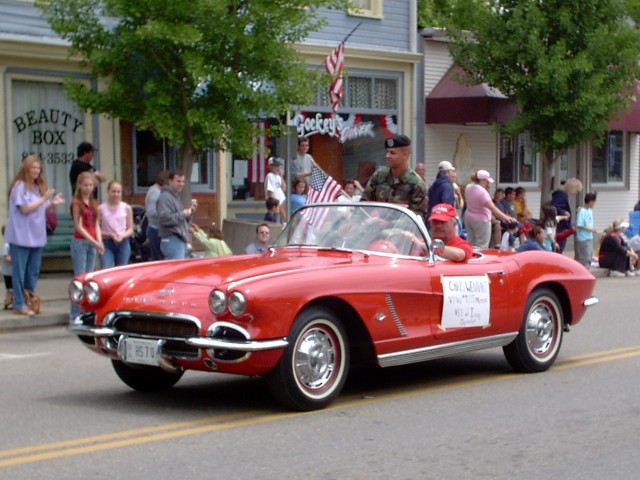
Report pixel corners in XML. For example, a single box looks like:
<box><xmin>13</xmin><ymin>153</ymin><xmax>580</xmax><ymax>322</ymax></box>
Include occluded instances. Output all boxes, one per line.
<box><xmin>431</xmin><ymin>238</ymin><xmax>445</xmax><ymax>258</ymax></box>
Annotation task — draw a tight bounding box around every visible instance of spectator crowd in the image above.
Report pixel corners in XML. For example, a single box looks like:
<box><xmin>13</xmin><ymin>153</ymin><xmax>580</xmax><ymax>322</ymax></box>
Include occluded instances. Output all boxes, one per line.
<box><xmin>3</xmin><ymin>135</ymin><xmax>640</xmax><ymax>318</ymax></box>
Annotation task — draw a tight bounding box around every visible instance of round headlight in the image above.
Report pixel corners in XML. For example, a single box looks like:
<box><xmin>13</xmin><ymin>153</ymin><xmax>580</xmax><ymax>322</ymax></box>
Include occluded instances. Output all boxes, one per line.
<box><xmin>83</xmin><ymin>281</ymin><xmax>101</xmax><ymax>304</ymax></box>
<box><xmin>228</xmin><ymin>291</ymin><xmax>247</xmax><ymax>316</ymax></box>
<box><xmin>209</xmin><ymin>290</ymin><xmax>227</xmax><ymax>314</ymax></box>
<box><xmin>69</xmin><ymin>280</ymin><xmax>84</xmax><ymax>303</ymax></box>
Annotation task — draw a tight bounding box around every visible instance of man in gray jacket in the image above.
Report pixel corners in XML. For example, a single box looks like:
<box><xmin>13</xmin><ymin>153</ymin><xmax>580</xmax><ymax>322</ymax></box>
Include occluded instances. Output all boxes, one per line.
<box><xmin>157</xmin><ymin>170</ymin><xmax>197</xmax><ymax>260</ymax></box>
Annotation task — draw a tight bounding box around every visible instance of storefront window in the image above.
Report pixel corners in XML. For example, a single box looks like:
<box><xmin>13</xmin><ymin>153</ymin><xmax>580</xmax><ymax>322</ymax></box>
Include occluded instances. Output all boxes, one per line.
<box><xmin>11</xmin><ymin>80</ymin><xmax>87</xmax><ymax>201</ymax></box>
<box><xmin>348</xmin><ymin>77</ymin><xmax>372</xmax><ymax>109</ymax></box>
<box><xmin>349</xmin><ymin>0</ymin><xmax>383</xmax><ymax>18</ymax></box>
<box><xmin>499</xmin><ymin>132</ymin><xmax>538</xmax><ymax>184</ymax></box>
<box><xmin>134</xmin><ymin>129</ymin><xmax>170</xmax><ymax>188</ymax></box>
<box><xmin>133</xmin><ymin>128</ymin><xmax>215</xmax><ymax>191</ymax></box>
<box><xmin>230</xmin><ymin>73</ymin><xmax>400</xmax><ymax>203</ymax></box>
<box><xmin>592</xmin><ymin>131</ymin><xmax>624</xmax><ymax>184</ymax></box>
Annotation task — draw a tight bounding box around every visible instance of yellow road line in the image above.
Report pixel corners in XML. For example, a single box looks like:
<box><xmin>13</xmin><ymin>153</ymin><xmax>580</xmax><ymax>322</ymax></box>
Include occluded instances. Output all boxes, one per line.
<box><xmin>0</xmin><ymin>411</ymin><xmax>261</xmax><ymax>459</ymax></box>
<box><xmin>2</xmin><ymin>345</ymin><xmax>639</xmax><ymax>468</ymax></box>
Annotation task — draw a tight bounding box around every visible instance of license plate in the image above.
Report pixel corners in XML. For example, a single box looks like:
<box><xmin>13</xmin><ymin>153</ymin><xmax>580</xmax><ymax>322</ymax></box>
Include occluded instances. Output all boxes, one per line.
<box><xmin>121</xmin><ymin>337</ymin><xmax>159</xmax><ymax>366</ymax></box>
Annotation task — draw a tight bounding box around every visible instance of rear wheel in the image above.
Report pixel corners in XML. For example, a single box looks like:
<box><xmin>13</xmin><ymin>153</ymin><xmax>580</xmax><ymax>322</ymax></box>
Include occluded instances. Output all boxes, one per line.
<box><xmin>267</xmin><ymin>307</ymin><xmax>349</xmax><ymax>411</ymax></box>
<box><xmin>503</xmin><ymin>288</ymin><xmax>564</xmax><ymax>372</ymax></box>
<box><xmin>111</xmin><ymin>360</ymin><xmax>183</xmax><ymax>392</ymax></box>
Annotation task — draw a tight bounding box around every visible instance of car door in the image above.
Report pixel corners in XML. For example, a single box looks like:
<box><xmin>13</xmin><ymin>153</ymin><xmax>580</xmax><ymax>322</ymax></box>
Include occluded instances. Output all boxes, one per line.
<box><xmin>428</xmin><ymin>253</ymin><xmax>516</xmax><ymax>343</ymax></box>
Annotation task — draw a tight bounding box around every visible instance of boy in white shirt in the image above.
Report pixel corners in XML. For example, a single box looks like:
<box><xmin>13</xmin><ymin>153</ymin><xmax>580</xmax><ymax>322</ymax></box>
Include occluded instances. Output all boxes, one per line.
<box><xmin>265</xmin><ymin>157</ymin><xmax>287</xmax><ymax>223</ymax></box>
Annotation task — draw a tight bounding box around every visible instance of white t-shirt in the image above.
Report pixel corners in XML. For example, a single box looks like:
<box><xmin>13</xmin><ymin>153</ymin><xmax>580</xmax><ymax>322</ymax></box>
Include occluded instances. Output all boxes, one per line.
<box><xmin>265</xmin><ymin>172</ymin><xmax>286</xmax><ymax>204</ymax></box>
<box><xmin>500</xmin><ymin>231</ymin><xmax>517</xmax><ymax>251</ymax></box>
<box><xmin>291</xmin><ymin>154</ymin><xmax>313</xmax><ymax>178</ymax></box>
<box><xmin>336</xmin><ymin>192</ymin><xmax>361</xmax><ymax>203</ymax></box>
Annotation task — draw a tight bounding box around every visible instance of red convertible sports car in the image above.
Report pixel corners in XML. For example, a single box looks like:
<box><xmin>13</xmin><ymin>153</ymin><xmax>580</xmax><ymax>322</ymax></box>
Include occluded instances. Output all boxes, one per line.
<box><xmin>69</xmin><ymin>203</ymin><xmax>598</xmax><ymax>410</ymax></box>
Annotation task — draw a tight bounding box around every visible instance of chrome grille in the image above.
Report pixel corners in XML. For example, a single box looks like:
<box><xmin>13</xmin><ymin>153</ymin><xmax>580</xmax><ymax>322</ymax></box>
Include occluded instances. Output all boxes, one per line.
<box><xmin>114</xmin><ymin>316</ymin><xmax>199</xmax><ymax>338</ymax></box>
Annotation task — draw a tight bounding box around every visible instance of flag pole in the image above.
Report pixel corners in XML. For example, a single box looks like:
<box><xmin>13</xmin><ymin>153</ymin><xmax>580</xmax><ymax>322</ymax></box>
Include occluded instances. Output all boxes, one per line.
<box><xmin>318</xmin><ymin>21</ymin><xmax>363</xmax><ymax>72</ymax></box>
<box><xmin>342</xmin><ymin>21</ymin><xmax>363</xmax><ymax>45</ymax></box>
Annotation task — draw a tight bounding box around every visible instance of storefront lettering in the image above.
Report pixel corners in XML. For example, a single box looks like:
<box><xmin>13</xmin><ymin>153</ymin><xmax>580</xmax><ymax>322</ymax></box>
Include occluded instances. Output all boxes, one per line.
<box><xmin>293</xmin><ymin>112</ymin><xmax>341</xmax><ymax>139</ymax></box>
<box><xmin>340</xmin><ymin>121</ymin><xmax>375</xmax><ymax>143</ymax></box>
<box><xmin>292</xmin><ymin>112</ymin><xmax>375</xmax><ymax>143</ymax></box>
<box><xmin>13</xmin><ymin>108</ymin><xmax>84</xmax><ymax>148</ymax></box>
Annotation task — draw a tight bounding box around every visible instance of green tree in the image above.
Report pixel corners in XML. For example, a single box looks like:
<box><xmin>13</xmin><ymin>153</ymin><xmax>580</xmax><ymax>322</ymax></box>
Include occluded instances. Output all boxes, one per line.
<box><xmin>36</xmin><ymin>0</ymin><xmax>347</xmax><ymax>199</ymax></box>
<box><xmin>418</xmin><ymin>0</ymin><xmax>483</xmax><ymax>29</ymax></box>
<box><xmin>440</xmin><ymin>0</ymin><xmax>640</xmax><ymax>203</ymax></box>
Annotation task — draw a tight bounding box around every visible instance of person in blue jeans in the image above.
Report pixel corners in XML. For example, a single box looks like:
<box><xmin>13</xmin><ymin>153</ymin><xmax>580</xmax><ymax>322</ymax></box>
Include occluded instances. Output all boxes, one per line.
<box><xmin>70</xmin><ymin>171</ymin><xmax>103</xmax><ymax>319</ymax></box>
<box><xmin>144</xmin><ymin>170</ymin><xmax>169</xmax><ymax>260</ymax></box>
<box><xmin>157</xmin><ymin>170</ymin><xmax>196</xmax><ymax>260</ymax></box>
<box><xmin>5</xmin><ymin>155</ymin><xmax>64</xmax><ymax>315</ymax></box>
<box><xmin>99</xmin><ymin>180</ymin><xmax>133</xmax><ymax>268</ymax></box>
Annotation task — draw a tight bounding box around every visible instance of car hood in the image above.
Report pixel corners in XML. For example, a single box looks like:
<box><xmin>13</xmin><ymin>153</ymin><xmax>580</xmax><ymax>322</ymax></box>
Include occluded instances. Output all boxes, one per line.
<box><xmin>111</xmin><ymin>249</ymin><xmax>358</xmax><ymax>288</ymax></box>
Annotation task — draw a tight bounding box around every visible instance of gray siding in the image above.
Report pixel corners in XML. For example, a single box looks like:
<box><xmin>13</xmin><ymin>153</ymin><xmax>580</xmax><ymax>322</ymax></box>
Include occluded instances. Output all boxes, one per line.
<box><xmin>1</xmin><ymin>1</ymin><xmax>413</xmax><ymax>51</ymax></box>
<box><xmin>310</xmin><ymin>1</ymin><xmax>412</xmax><ymax>51</ymax></box>
<box><xmin>0</xmin><ymin>0</ymin><xmax>58</xmax><ymax>39</ymax></box>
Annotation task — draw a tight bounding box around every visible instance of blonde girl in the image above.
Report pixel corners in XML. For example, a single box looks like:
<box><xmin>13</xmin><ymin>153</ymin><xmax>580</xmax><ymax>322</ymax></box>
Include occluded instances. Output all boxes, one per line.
<box><xmin>99</xmin><ymin>180</ymin><xmax>133</xmax><ymax>267</ymax></box>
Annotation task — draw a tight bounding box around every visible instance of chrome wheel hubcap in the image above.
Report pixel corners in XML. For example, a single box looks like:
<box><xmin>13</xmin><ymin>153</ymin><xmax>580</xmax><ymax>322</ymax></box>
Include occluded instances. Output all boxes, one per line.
<box><xmin>294</xmin><ymin>327</ymin><xmax>336</xmax><ymax>390</ymax></box>
<box><xmin>526</xmin><ymin>302</ymin><xmax>556</xmax><ymax>356</ymax></box>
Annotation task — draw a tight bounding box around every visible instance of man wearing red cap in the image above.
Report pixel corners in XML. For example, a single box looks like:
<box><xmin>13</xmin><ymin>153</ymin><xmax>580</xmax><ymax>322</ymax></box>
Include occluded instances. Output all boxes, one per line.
<box><xmin>429</xmin><ymin>203</ymin><xmax>473</xmax><ymax>262</ymax></box>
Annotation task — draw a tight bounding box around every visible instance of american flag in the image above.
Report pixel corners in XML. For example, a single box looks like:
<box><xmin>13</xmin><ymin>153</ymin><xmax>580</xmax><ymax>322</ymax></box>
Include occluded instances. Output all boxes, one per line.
<box><xmin>324</xmin><ymin>42</ymin><xmax>345</xmax><ymax>77</ymax></box>
<box><xmin>248</xmin><ymin>121</ymin><xmax>268</xmax><ymax>183</ymax></box>
<box><xmin>303</xmin><ymin>165</ymin><xmax>343</xmax><ymax>226</ymax></box>
<box><xmin>328</xmin><ymin>77</ymin><xmax>343</xmax><ymax>113</ymax></box>
<box><xmin>324</xmin><ymin>43</ymin><xmax>345</xmax><ymax>112</ymax></box>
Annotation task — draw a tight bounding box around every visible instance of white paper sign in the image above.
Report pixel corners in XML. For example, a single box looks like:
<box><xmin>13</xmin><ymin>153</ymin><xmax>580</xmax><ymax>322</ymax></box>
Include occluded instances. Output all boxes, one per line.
<box><xmin>441</xmin><ymin>275</ymin><xmax>491</xmax><ymax>328</ymax></box>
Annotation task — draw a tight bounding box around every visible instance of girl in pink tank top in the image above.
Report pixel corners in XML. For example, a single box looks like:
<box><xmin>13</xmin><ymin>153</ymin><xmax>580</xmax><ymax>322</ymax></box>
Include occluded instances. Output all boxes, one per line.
<box><xmin>99</xmin><ymin>180</ymin><xmax>133</xmax><ymax>268</ymax></box>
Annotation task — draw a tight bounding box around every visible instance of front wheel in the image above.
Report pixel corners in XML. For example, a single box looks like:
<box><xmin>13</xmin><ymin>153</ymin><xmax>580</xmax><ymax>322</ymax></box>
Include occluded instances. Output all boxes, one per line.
<box><xmin>503</xmin><ymin>288</ymin><xmax>564</xmax><ymax>372</ymax></box>
<box><xmin>111</xmin><ymin>360</ymin><xmax>183</xmax><ymax>392</ymax></box>
<box><xmin>267</xmin><ymin>307</ymin><xmax>349</xmax><ymax>411</ymax></box>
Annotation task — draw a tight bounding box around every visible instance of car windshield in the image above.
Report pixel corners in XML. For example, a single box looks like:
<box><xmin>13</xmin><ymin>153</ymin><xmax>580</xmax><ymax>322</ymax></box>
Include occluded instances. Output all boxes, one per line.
<box><xmin>274</xmin><ymin>203</ymin><xmax>431</xmax><ymax>257</ymax></box>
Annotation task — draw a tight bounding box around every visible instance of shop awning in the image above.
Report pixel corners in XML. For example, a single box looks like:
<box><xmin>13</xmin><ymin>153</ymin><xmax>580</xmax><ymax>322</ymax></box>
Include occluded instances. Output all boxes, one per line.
<box><xmin>427</xmin><ymin>65</ymin><xmax>640</xmax><ymax>131</ymax></box>
<box><xmin>608</xmin><ymin>83</ymin><xmax>640</xmax><ymax>132</ymax></box>
<box><xmin>426</xmin><ymin>65</ymin><xmax>517</xmax><ymax>125</ymax></box>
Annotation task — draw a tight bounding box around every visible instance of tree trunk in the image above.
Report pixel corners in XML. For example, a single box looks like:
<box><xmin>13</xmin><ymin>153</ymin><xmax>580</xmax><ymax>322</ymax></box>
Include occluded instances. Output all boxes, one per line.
<box><xmin>539</xmin><ymin>148</ymin><xmax>558</xmax><ymax>214</ymax></box>
<box><xmin>177</xmin><ymin>138</ymin><xmax>195</xmax><ymax>206</ymax></box>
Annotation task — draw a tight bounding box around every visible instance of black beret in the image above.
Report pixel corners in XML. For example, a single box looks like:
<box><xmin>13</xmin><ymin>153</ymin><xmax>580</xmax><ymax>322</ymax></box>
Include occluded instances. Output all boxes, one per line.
<box><xmin>384</xmin><ymin>134</ymin><xmax>411</xmax><ymax>149</ymax></box>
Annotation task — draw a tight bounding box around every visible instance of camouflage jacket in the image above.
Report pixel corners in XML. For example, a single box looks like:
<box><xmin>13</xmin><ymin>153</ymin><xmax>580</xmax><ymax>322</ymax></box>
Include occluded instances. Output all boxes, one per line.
<box><xmin>361</xmin><ymin>167</ymin><xmax>429</xmax><ymax>218</ymax></box>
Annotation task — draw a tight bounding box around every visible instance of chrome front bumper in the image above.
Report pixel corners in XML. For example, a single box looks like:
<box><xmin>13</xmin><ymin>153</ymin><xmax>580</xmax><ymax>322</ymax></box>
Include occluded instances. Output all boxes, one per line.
<box><xmin>69</xmin><ymin>311</ymin><xmax>288</xmax><ymax>353</ymax></box>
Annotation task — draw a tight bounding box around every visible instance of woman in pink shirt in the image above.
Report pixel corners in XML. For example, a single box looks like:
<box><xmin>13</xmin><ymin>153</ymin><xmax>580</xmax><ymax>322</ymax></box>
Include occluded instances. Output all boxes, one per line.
<box><xmin>463</xmin><ymin>170</ymin><xmax>516</xmax><ymax>248</ymax></box>
<box><xmin>99</xmin><ymin>180</ymin><xmax>134</xmax><ymax>268</ymax></box>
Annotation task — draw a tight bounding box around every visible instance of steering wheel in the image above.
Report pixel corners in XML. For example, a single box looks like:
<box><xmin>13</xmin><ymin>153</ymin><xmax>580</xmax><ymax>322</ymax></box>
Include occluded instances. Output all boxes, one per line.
<box><xmin>366</xmin><ymin>240</ymin><xmax>399</xmax><ymax>254</ymax></box>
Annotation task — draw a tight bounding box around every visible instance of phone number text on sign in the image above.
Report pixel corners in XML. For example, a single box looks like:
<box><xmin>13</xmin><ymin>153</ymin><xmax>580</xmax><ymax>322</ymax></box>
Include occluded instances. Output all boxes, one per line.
<box><xmin>22</xmin><ymin>151</ymin><xmax>76</xmax><ymax>164</ymax></box>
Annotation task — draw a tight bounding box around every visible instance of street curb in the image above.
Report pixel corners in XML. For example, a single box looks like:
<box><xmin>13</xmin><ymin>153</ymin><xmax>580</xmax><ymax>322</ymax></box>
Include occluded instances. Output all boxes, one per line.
<box><xmin>0</xmin><ymin>313</ymin><xmax>68</xmax><ymax>332</ymax></box>
<box><xmin>0</xmin><ymin>299</ymin><xmax>69</xmax><ymax>332</ymax></box>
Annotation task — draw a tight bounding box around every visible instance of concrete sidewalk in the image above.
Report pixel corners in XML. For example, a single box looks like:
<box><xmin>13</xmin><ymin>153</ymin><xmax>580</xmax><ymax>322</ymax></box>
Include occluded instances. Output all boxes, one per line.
<box><xmin>0</xmin><ymin>272</ymin><xmax>71</xmax><ymax>331</ymax></box>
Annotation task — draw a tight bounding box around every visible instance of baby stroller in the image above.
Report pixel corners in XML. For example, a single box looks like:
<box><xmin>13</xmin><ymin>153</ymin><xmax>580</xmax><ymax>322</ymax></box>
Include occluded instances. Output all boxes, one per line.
<box><xmin>129</xmin><ymin>205</ymin><xmax>150</xmax><ymax>263</ymax></box>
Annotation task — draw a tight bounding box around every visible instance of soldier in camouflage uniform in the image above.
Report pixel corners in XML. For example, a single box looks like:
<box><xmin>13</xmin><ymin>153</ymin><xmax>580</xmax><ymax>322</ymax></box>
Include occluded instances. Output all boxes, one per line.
<box><xmin>361</xmin><ymin>135</ymin><xmax>429</xmax><ymax>220</ymax></box>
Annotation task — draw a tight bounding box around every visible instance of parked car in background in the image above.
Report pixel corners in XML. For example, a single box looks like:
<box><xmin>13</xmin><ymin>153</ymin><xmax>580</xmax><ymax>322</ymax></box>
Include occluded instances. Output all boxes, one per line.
<box><xmin>69</xmin><ymin>203</ymin><xmax>598</xmax><ymax>411</ymax></box>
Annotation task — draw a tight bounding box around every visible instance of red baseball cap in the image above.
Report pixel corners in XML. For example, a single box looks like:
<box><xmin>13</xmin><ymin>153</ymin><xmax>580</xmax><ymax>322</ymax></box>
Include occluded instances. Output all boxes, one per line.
<box><xmin>429</xmin><ymin>203</ymin><xmax>457</xmax><ymax>222</ymax></box>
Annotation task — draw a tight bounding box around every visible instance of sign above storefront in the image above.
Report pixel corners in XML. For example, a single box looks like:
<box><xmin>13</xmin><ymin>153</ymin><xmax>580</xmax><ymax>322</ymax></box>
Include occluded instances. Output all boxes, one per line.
<box><xmin>13</xmin><ymin>108</ymin><xmax>84</xmax><ymax>160</ymax></box>
<box><xmin>291</xmin><ymin>112</ymin><xmax>377</xmax><ymax>143</ymax></box>
<box><xmin>11</xmin><ymin>80</ymin><xmax>87</xmax><ymax>200</ymax></box>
